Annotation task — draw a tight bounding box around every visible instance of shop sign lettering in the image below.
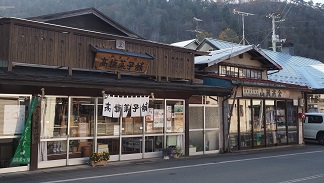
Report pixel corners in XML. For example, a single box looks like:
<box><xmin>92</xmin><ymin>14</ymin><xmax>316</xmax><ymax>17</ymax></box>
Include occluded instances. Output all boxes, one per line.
<box><xmin>103</xmin><ymin>96</ymin><xmax>149</xmax><ymax>118</ymax></box>
<box><xmin>94</xmin><ymin>52</ymin><xmax>150</xmax><ymax>73</ymax></box>
<box><xmin>243</xmin><ymin>87</ymin><xmax>289</xmax><ymax>98</ymax></box>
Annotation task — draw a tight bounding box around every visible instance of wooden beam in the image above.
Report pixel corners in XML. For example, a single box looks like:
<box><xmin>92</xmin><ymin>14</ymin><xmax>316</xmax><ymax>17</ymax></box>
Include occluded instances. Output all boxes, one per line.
<box><xmin>116</xmin><ymin>72</ymin><xmax>121</xmax><ymax>80</ymax></box>
<box><xmin>7</xmin><ymin>61</ymin><xmax>12</xmax><ymax>71</ymax></box>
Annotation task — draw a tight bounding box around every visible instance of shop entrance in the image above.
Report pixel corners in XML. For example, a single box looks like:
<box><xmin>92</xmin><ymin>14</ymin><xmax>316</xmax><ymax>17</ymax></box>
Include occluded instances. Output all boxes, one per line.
<box><xmin>252</xmin><ymin>99</ymin><xmax>265</xmax><ymax>147</ymax></box>
<box><xmin>234</xmin><ymin>99</ymin><xmax>296</xmax><ymax>150</ymax></box>
<box><xmin>38</xmin><ymin>97</ymin><xmax>185</xmax><ymax>168</ymax></box>
<box><xmin>120</xmin><ymin>117</ymin><xmax>144</xmax><ymax>160</ymax></box>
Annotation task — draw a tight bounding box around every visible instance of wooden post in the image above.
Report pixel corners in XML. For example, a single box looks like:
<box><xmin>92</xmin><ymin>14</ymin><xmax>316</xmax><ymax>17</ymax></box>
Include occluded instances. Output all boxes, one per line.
<box><xmin>68</xmin><ymin>67</ymin><xmax>72</xmax><ymax>76</ymax></box>
<box><xmin>185</xmin><ymin>99</ymin><xmax>189</xmax><ymax>156</ymax></box>
<box><xmin>116</xmin><ymin>72</ymin><xmax>121</xmax><ymax>80</ymax></box>
<box><xmin>7</xmin><ymin>61</ymin><xmax>12</xmax><ymax>72</ymax></box>
<box><xmin>30</xmin><ymin>99</ymin><xmax>41</xmax><ymax>171</ymax></box>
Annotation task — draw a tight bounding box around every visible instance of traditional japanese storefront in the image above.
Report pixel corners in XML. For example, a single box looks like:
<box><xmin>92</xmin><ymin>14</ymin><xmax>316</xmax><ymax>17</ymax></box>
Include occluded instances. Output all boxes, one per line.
<box><xmin>224</xmin><ymin>80</ymin><xmax>308</xmax><ymax>151</ymax></box>
<box><xmin>193</xmin><ymin>42</ymin><xmax>309</xmax><ymax>152</ymax></box>
<box><xmin>0</xmin><ymin>9</ymin><xmax>231</xmax><ymax>173</ymax></box>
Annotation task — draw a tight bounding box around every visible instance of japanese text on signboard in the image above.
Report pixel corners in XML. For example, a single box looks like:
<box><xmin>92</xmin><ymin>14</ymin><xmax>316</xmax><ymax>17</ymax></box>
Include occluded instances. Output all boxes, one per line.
<box><xmin>243</xmin><ymin>87</ymin><xmax>289</xmax><ymax>98</ymax></box>
<box><xmin>102</xmin><ymin>96</ymin><xmax>149</xmax><ymax>118</ymax></box>
<box><xmin>94</xmin><ymin>52</ymin><xmax>150</xmax><ymax>73</ymax></box>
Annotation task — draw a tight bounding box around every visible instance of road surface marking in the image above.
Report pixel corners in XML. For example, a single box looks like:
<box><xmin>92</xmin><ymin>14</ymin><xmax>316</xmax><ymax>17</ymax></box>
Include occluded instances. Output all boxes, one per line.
<box><xmin>279</xmin><ymin>174</ymin><xmax>324</xmax><ymax>182</ymax></box>
<box><xmin>40</xmin><ymin>150</ymin><xmax>323</xmax><ymax>183</ymax></box>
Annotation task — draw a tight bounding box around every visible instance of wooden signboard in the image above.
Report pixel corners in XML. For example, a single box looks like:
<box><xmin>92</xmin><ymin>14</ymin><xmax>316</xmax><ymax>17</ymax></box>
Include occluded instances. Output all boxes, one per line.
<box><xmin>94</xmin><ymin>52</ymin><xmax>151</xmax><ymax>73</ymax></box>
<box><xmin>243</xmin><ymin>87</ymin><xmax>290</xmax><ymax>98</ymax></box>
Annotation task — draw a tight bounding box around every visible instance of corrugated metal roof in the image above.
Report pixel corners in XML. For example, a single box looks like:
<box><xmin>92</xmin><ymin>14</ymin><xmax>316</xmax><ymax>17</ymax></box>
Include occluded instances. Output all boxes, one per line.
<box><xmin>195</xmin><ymin>45</ymin><xmax>253</xmax><ymax>66</ymax></box>
<box><xmin>200</xmin><ymin>38</ymin><xmax>324</xmax><ymax>89</ymax></box>
<box><xmin>205</xmin><ymin>38</ymin><xmax>241</xmax><ymax>49</ymax></box>
<box><xmin>194</xmin><ymin>44</ymin><xmax>282</xmax><ymax>70</ymax></box>
<box><xmin>263</xmin><ymin>49</ymin><xmax>324</xmax><ymax>88</ymax></box>
<box><xmin>202</xmin><ymin>74</ymin><xmax>309</xmax><ymax>90</ymax></box>
<box><xmin>171</xmin><ymin>39</ymin><xmax>198</xmax><ymax>48</ymax></box>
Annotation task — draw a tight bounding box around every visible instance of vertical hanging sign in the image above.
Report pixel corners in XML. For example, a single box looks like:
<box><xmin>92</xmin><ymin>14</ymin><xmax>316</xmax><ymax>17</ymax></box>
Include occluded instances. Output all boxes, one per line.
<box><xmin>112</xmin><ymin>96</ymin><xmax>122</xmax><ymax>118</ymax></box>
<box><xmin>102</xmin><ymin>97</ymin><xmax>113</xmax><ymax>117</ymax></box>
<box><xmin>140</xmin><ymin>97</ymin><xmax>149</xmax><ymax>116</ymax></box>
<box><xmin>11</xmin><ymin>97</ymin><xmax>39</xmax><ymax>165</ymax></box>
<box><xmin>131</xmin><ymin>97</ymin><xmax>141</xmax><ymax>117</ymax></box>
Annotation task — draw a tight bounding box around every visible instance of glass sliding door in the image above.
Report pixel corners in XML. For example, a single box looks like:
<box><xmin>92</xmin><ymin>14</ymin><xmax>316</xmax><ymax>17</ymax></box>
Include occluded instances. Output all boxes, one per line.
<box><xmin>265</xmin><ymin>100</ymin><xmax>276</xmax><ymax>146</ymax></box>
<box><xmin>276</xmin><ymin>100</ymin><xmax>287</xmax><ymax>145</ymax></box>
<box><xmin>189</xmin><ymin>106</ymin><xmax>203</xmax><ymax>154</ymax></box>
<box><xmin>252</xmin><ymin>99</ymin><xmax>265</xmax><ymax>147</ymax></box>
<box><xmin>39</xmin><ymin>96</ymin><xmax>68</xmax><ymax>168</ymax></box>
<box><xmin>97</xmin><ymin>98</ymin><xmax>120</xmax><ymax>161</ymax></box>
<box><xmin>121</xmin><ymin>117</ymin><xmax>143</xmax><ymax>160</ymax></box>
<box><xmin>287</xmin><ymin>101</ymin><xmax>298</xmax><ymax>144</ymax></box>
<box><xmin>239</xmin><ymin>99</ymin><xmax>252</xmax><ymax>149</ymax></box>
<box><xmin>68</xmin><ymin>97</ymin><xmax>95</xmax><ymax>165</ymax></box>
<box><xmin>189</xmin><ymin>96</ymin><xmax>220</xmax><ymax>155</ymax></box>
<box><xmin>205</xmin><ymin>106</ymin><xmax>219</xmax><ymax>152</ymax></box>
<box><xmin>144</xmin><ymin>99</ymin><xmax>164</xmax><ymax>158</ymax></box>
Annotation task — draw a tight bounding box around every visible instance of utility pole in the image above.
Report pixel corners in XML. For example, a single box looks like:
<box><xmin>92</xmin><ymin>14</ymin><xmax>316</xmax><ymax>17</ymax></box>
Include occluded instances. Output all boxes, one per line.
<box><xmin>233</xmin><ymin>9</ymin><xmax>254</xmax><ymax>45</ymax></box>
<box><xmin>267</xmin><ymin>13</ymin><xmax>286</xmax><ymax>52</ymax></box>
<box><xmin>186</xmin><ymin>17</ymin><xmax>204</xmax><ymax>39</ymax></box>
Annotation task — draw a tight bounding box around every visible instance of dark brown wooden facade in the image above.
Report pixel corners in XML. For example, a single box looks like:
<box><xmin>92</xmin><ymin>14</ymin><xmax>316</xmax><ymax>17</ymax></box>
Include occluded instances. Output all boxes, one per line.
<box><xmin>0</xmin><ymin>18</ymin><xmax>195</xmax><ymax>81</ymax></box>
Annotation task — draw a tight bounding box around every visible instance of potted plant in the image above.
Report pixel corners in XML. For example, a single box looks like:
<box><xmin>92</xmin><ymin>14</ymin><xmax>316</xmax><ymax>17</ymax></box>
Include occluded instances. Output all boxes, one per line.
<box><xmin>69</xmin><ymin>140</ymin><xmax>79</xmax><ymax>153</ymax></box>
<box><xmin>172</xmin><ymin>146</ymin><xmax>183</xmax><ymax>159</ymax></box>
<box><xmin>89</xmin><ymin>150</ymin><xmax>110</xmax><ymax>167</ymax></box>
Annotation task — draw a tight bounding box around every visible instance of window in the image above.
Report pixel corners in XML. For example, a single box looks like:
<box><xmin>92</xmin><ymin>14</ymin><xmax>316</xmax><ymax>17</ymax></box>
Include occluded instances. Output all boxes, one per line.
<box><xmin>307</xmin><ymin>115</ymin><xmax>323</xmax><ymax>123</ymax></box>
<box><xmin>219</xmin><ymin>65</ymin><xmax>262</xmax><ymax>79</ymax></box>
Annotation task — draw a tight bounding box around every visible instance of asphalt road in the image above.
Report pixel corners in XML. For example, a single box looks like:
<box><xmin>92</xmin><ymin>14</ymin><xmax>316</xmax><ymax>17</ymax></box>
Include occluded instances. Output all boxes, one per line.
<box><xmin>1</xmin><ymin>142</ymin><xmax>324</xmax><ymax>183</ymax></box>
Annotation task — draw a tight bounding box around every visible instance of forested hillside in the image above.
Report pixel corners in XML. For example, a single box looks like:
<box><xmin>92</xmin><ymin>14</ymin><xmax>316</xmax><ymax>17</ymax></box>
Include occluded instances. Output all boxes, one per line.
<box><xmin>0</xmin><ymin>0</ymin><xmax>323</xmax><ymax>62</ymax></box>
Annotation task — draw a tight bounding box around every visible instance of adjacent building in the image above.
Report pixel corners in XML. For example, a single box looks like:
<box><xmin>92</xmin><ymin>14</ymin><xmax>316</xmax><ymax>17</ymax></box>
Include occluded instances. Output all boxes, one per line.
<box><xmin>174</xmin><ymin>38</ymin><xmax>310</xmax><ymax>152</ymax></box>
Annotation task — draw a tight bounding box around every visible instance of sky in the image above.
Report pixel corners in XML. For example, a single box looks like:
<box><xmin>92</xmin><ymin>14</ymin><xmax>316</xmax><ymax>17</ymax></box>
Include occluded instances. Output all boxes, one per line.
<box><xmin>307</xmin><ymin>0</ymin><xmax>324</xmax><ymax>4</ymax></box>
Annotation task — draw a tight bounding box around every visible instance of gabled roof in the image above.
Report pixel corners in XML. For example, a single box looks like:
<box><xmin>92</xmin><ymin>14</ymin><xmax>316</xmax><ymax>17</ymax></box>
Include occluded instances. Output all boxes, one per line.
<box><xmin>198</xmin><ymin>38</ymin><xmax>324</xmax><ymax>89</ymax></box>
<box><xmin>265</xmin><ymin>49</ymin><xmax>324</xmax><ymax>88</ymax></box>
<box><xmin>195</xmin><ymin>44</ymin><xmax>282</xmax><ymax>70</ymax></box>
<box><xmin>197</xmin><ymin>38</ymin><xmax>241</xmax><ymax>50</ymax></box>
<box><xmin>171</xmin><ymin>39</ymin><xmax>199</xmax><ymax>48</ymax></box>
<box><xmin>28</xmin><ymin>8</ymin><xmax>141</xmax><ymax>38</ymax></box>
<box><xmin>195</xmin><ymin>45</ymin><xmax>253</xmax><ymax>65</ymax></box>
